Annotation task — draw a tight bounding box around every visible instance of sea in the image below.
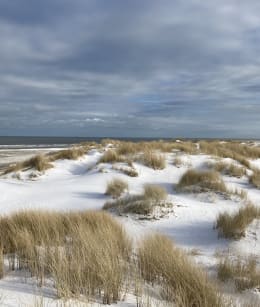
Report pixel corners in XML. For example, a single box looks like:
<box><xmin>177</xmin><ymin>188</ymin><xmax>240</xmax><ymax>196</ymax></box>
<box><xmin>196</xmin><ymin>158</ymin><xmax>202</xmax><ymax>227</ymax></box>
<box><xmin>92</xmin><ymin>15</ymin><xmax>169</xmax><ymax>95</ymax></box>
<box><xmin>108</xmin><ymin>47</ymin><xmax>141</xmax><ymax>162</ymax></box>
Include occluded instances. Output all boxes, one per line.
<box><xmin>0</xmin><ymin>136</ymin><xmax>258</xmax><ymax>150</ymax></box>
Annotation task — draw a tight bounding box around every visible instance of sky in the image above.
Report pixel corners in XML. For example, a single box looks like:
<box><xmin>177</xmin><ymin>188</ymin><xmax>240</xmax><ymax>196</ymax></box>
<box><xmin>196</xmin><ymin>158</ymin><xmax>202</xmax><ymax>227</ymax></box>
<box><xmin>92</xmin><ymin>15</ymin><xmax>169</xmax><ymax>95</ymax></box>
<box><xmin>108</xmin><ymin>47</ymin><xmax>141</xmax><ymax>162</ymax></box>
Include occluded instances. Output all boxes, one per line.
<box><xmin>0</xmin><ymin>0</ymin><xmax>260</xmax><ymax>138</ymax></box>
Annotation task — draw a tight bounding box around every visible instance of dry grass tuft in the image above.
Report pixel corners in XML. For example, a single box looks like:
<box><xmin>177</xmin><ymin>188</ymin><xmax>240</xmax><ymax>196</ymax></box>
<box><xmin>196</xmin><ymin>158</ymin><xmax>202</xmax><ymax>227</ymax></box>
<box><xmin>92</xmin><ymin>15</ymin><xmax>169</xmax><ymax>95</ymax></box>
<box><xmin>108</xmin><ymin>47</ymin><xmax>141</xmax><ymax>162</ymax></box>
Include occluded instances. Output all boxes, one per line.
<box><xmin>4</xmin><ymin>154</ymin><xmax>53</xmax><ymax>174</ymax></box>
<box><xmin>141</xmin><ymin>151</ymin><xmax>166</xmax><ymax>170</ymax></box>
<box><xmin>105</xmin><ymin>178</ymin><xmax>129</xmax><ymax>198</ymax></box>
<box><xmin>217</xmin><ymin>256</ymin><xmax>260</xmax><ymax>292</ymax></box>
<box><xmin>143</xmin><ymin>184</ymin><xmax>167</xmax><ymax>202</ymax></box>
<box><xmin>0</xmin><ymin>210</ymin><xmax>132</xmax><ymax>303</ymax></box>
<box><xmin>103</xmin><ymin>184</ymin><xmax>169</xmax><ymax>216</ymax></box>
<box><xmin>214</xmin><ymin>161</ymin><xmax>246</xmax><ymax>178</ymax></box>
<box><xmin>138</xmin><ymin>234</ymin><xmax>224</xmax><ymax>307</ymax></box>
<box><xmin>99</xmin><ymin>149</ymin><xmax>124</xmax><ymax>163</ymax></box>
<box><xmin>49</xmin><ymin>147</ymin><xmax>86</xmax><ymax>161</ymax></box>
<box><xmin>199</xmin><ymin>141</ymin><xmax>257</xmax><ymax>169</ymax></box>
<box><xmin>176</xmin><ymin>169</ymin><xmax>228</xmax><ymax>194</ymax></box>
<box><xmin>249</xmin><ymin>169</ymin><xmax>260</xmax><ymax>189</ymax></box>
<box><xmin>215</xmin><ymin>204</ymin><xmax>260</xmax><ymax>239</ymax></box>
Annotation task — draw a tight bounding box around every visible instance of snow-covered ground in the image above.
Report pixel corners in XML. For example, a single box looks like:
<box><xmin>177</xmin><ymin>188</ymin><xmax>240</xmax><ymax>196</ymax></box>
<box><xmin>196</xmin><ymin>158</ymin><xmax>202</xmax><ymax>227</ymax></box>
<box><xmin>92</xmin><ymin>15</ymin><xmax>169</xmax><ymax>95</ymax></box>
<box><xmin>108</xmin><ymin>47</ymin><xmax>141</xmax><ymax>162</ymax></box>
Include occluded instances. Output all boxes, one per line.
<box><xmin>0</xmin><ymin>147</ymin><xmax>259</xmax><ymax>306</ymax></box>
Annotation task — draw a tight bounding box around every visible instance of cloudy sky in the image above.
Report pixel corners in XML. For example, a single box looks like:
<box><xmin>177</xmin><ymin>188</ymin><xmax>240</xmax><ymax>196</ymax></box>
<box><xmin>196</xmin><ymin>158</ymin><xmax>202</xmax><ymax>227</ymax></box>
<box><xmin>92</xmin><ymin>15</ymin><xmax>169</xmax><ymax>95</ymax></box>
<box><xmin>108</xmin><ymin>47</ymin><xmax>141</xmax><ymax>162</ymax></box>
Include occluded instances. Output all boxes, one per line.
<box><xmin>1</xmin><ymin>0</ymin><xmax>260</xmax><ymax>138</ymax></box>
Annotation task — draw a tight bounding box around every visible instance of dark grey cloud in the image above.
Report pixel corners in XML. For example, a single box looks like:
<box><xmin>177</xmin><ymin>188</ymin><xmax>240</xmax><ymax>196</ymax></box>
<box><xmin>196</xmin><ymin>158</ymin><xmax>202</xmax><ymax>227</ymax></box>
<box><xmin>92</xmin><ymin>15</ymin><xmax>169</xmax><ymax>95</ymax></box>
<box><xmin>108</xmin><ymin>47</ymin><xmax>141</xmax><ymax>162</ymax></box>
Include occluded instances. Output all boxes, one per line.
<box><xmin>0</xmin><ymin>0</ymin><xmax>260</xmax><ymax>138</ymax></box>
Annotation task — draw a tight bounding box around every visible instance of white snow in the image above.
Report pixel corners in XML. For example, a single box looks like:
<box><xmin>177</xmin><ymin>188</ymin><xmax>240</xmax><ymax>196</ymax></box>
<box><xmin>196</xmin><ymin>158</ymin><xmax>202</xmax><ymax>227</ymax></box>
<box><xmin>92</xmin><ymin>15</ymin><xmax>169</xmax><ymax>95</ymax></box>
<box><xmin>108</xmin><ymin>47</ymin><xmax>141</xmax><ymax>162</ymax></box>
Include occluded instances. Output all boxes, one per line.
<box><xmin>0</xmin><ymin>147</ymin><xmax>259</xmax><ymax>306</ymax></box>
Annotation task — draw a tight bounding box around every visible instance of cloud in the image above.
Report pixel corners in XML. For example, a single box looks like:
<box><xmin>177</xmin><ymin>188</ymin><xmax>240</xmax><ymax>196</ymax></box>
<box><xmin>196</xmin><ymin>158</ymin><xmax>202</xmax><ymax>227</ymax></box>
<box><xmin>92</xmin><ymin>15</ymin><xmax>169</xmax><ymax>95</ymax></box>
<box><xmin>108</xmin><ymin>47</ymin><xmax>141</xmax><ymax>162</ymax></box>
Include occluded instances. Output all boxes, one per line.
<box><xmin>0</xmin><ymin>0</ymin><xmax>260</xmax><ymax>137</ymax></box>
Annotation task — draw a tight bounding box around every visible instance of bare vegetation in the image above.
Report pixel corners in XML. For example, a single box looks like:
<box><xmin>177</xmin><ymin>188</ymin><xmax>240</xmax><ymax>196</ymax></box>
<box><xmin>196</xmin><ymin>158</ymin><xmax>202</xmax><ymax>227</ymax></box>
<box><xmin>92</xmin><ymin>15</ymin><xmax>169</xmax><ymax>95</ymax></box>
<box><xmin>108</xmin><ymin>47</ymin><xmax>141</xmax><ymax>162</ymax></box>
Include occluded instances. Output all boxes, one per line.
<box><xmin>114</xmin><ymin>166</ymin><xmax>138</xmax><ymax>177</ymax></box>
<box><xmin>103</xmin><ymin>184</ymin><xmax>170</xmax><ymax>217</ymax></box>
<box><xmin>99</xmin><ymin>149</ymin><xmax>124</xmax><ymax>163</ymax></box>
<box><xmin>214</xmin><ymin>161</ymin><xmax>246</xmax><ymax>178</ymax></box>
<box><xmin>0</xmin><ymin>210</ymin><xmax>131</xmax><ymax>303</ymax></box>
<box><xmin>4</xmin><ymin>154</ymin><xmax>53</xmax><ymax>174</ymax></box>
<box><xmin>105</xmin><ymin>178</ymin><xmax>129</xmax><ymax>198</ymax></box>
<box><xmin>199</xmin><ymin>141</ymin><xmax>260</xmax><ymax>169</ymax></box>
<box><xmin>215</xmin><ymin>204</ymin><xmax>260</xmax><ymax>239</ymax></box>
<box><xmin>217</xmin><ymin>256</ymin><xmax>260</xmax><ymax>292</ymax></box>
<box><xmin>141</xmin><ymin>151</ymin><xmax>166</xmax><ymax>170</ymax></box>
<box><xmin>249</xmin><ymin>169</ymin><xmax>260</xmax><ymax>189</ymax></box>
<box><xmin>143</xmin><ymin>184</ymin><xmax>167</xmax><ymax>202</ymax></box>
<box><xmin>49</xmin><ymin>147</ymin><xmax>86</xmax><ymax>161</ymax></box>
<box><xmin>138</xmin><ymin>234</ymin><xmax>224</xmax><ymax>307</ymax></box>
<box><xmin>176</xmin><ymin>169</ymin><xmax>228</xmax><ymax>194</ymax></box>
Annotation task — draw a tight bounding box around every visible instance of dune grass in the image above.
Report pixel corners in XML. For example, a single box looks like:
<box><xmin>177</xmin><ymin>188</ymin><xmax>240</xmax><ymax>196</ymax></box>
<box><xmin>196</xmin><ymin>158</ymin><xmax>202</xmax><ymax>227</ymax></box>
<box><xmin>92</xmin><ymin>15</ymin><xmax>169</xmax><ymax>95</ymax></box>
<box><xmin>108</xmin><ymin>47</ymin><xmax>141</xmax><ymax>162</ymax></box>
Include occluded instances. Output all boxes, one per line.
<box><xmin>4</xmin><ymin>154</ymin><xmax>53</xmax><ymax>174</ymax></box>
<box><xmin>217</xmin><ymin>256</ymin><xmax>260</xmax><ymax>292</ymax></box>
<box><xmin>138</xmin><ymin>234</ymin><xmax>224</xmax><ymax>307</ymax></box>
<box><xmin>0</xmin><ymin>210</ymin><xmax>131</xmax><ymax>303</ymax></box>
<box><xmin>49</xmin><ymin>147</ymin><xmax>86</xmax><ymax>161</ymax></box>
<box><xmin>249</xmin><ymin>169</ymin><xmax>260</xmax><ymax>189</ymax></box>
<box><xmin>143</xmin><ymin>184</ymin><xmax>167</xmax><ymax>202</ymax></box>
<box><xmin>99</xmin><ymin>149</ymin><xmax>124</xmax><ymax>163</ymax></box>
<box><xmin>199</xmin><ymin>141</ymin><xmax>258</xmax><ymax>169</ymax></box>
<box><xmin>105</xmin><ymin>178</ymin><xmax>128</xmax><ymax>198</ymax></box>
<box><xmin>141</xmin><ymin>151</ymin><xmax>166</xmax><ymax>170</ymax></box>
<box><xmin>103</xmin><ymin>184</ymin><xmax>169</xmax><ymax>216</ymax></box>
<box><xmin>214</xmin><ymin>161</ymin><xmax>246</xmax><ymax>178</ymax></box>
<box><xmin>215</xmin><ymin>204</ymin><xmax>260</xmax><ymax>239</ymax></box>
<box><xmin>176</xmin><ymin>169</ymin><xmax>228</xmax><ymax>194</ymax></box>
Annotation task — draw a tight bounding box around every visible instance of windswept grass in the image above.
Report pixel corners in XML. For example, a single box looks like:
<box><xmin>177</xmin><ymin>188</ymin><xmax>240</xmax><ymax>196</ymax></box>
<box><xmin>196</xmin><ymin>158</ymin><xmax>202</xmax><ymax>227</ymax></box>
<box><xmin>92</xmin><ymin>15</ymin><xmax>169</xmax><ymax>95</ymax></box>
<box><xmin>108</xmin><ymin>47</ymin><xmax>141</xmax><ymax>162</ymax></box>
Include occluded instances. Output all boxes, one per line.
<box><xmin>143</xmin><ymin>184</ymin><xmax>167</xmax><ymax>202</ymax></box>
<box><xmin>105</xmin><ymin>178</ymin><xmax>128</xmax><ymax>198</ymax></box>
<box><xmin>0</xmin><ymin>210</ymin><xmax>132</xmax><ymax>303</ymax></box>
<box><xmin>214</xmin><ymin>161</ymin><xmax>246</xmax><ymax>178</ymax></box>
<box><xmin>215</xmin><ymin>204</ymin><xmax>260</xmax><ymax>239</ymax></box>
<box><xmin>217</xmin><ymin>256</ymin><xmax>260</xmax><ymax>292</ymax></box>
<box><xmin>49</xmin><ymin>147</ymin><xmax>86</xmax><ymax>161</ymax></box>
<box><xmin>141</xmin><ymin>151</ymin><xmax>166</xmax><ymax>170</ymax></box>
<box><xmin>249</xmin><ymin>169</ymin><xmax>260</xmax><ymax>189</ymax></box>
<box><xmin>176</xmin><ymin>169</ymin><xmax>228</xmax><ymax>194</ymax></box>
<box><xmin>103</xmin><ymin>184</ymin><xmax>169</xmax><ymax>216</ymax></box>
<box><xmin>4</xmin><ymin>154</ymin><xmax>53</xmax><ymax>174</ymax></box>
<box><xmin>199</xmin><ymin>141</ymin><xmax>258</xmax><ymax>169</ymax></box>
<box><xmin>99</xmin><ymin>149</ymin><xmax>124</xmax><ymax>163</ymax></box>
<box><xmin>138</xmin><ymin>234</ymin><xmax>224</xmax><ymax>307</ymax></box>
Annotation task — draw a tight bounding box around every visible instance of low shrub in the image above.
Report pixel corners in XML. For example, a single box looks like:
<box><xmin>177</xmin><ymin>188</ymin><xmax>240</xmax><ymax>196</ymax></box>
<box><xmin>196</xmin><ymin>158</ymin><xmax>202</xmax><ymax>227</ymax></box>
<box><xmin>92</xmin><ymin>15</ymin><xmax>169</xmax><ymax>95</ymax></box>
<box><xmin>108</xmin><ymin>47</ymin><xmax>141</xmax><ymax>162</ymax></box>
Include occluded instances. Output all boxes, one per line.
<box><xmin>138</xmin><ymin>234</ymin><xmax>224</xmax><ymax>307</ymax></box>
<box><xmin>215</xmin><ymin>204</ymin><xmax>260</xmax><ymax>239</ymax></box>
<box><xmin>176</xmin><ymin>169</ymin><xmax>227</xmax><ymax>194</ymax></box>
<box><xmin>105</xmin><ymin>178</ymin><xmax>128</xmax><ymax>198</ymax></box>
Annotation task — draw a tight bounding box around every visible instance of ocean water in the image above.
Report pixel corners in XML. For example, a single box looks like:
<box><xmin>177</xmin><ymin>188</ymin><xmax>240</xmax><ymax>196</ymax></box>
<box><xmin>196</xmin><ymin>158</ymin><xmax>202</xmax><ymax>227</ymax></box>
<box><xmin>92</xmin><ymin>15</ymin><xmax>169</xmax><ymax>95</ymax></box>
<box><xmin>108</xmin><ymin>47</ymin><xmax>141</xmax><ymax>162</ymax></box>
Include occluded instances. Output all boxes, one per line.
<box><xmin>0</xmin><ymin>136</ymin><xmax>103</xmax><ymax>149</ymax></box>
<box><xmin>0</xmin><ymin>136</ymin><xmax>161</xmax><ymax>149</ymax></box>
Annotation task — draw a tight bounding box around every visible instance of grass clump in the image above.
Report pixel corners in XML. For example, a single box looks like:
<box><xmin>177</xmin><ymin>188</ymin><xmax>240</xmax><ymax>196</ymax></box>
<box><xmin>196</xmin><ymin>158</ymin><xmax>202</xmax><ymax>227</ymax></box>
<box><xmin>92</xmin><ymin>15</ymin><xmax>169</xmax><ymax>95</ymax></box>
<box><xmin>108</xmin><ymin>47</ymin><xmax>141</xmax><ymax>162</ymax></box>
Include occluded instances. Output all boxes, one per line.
<box><xmin>141</xmin><ymin>151</ymin><xmax>166</xmax><ymax>170</ymax></box>
<box><xmin>138</xmin><ymin>234</ymin><xmax>224</xmax><ymax>307</ymax></box>
<box><xmin>103</xmin><ymin>184</ymin><xmax>169</xmax><ymax>217</ymax></box>
<box><xmin>215</xmin><ymin>204</ymin><xmax>260</xmax><ymax>239</ymax></box>
<box><xmin>4</xmin><ymin>154</ymin><xmax>53</xmax><ymax>174</ymax></box>
<box><xmin>99</xmin><ymin>149</ymin><xmax>124</xmax><ymax>163</ymax></box>
<box><xmin>105</xmin><ymin>178</ymin><xmax>128</xmax><ymax>198</ymax></box>
<box><xmin>199</xmin><ymin>141</ymin><xmax>255</xmax><ymax>169</ymax></box>
<box><xmin>49</xmin><ymin>147</ymin><xmax>86</xmax><ymax>161</ymax></box>
<box><xmin>214</xmin><ymin>162</ymin><xmax>246</xmax><ymax>178</ymax></box>
<box><xmin>0</xmin><ymin>210</ymin><xmax>131</xmax><ymax>303</ymax></box>
<box><xmin>217</xmin><ymin>256</ymin><xmax>260</xmax><ymax>292</ymax></box>
<box><xmin>143</xmin><ymin>184</ymin><xmax>167</xmax><ymax>202</ymax></box>
<box><xmin>249</xmin><ymin>169</ymin><xmax>260</xmax><ymax>189</ymax></box>
<box><xmin>176</xmin><ymin>169</ymin><xmax>228</xmax><ymax>194</ymax></box>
